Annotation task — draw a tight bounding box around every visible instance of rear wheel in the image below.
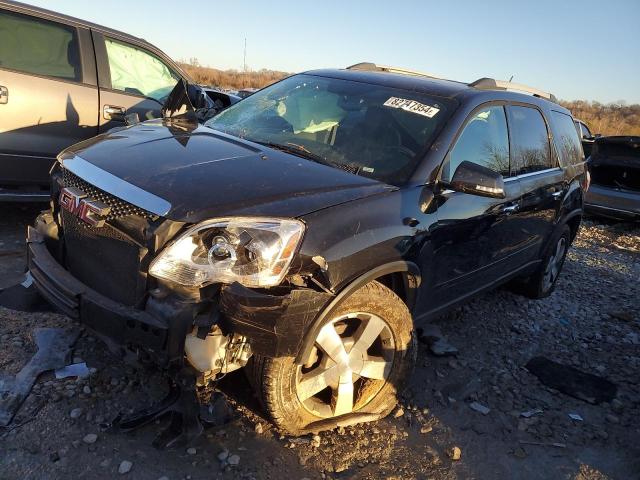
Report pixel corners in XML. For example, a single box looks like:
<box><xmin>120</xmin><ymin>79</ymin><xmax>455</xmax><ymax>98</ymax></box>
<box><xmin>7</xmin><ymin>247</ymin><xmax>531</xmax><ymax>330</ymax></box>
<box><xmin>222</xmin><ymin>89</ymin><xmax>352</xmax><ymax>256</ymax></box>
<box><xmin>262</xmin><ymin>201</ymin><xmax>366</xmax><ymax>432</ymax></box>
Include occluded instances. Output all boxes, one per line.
<box><xmin>249</xmin><ymin>281</ymin><xmax>416</xmax><ymax>434</ymax></box>
<box><xmin>514</xmin><ymin>225</ymin><xmax>571</xmax><ymax>299</ymax></box>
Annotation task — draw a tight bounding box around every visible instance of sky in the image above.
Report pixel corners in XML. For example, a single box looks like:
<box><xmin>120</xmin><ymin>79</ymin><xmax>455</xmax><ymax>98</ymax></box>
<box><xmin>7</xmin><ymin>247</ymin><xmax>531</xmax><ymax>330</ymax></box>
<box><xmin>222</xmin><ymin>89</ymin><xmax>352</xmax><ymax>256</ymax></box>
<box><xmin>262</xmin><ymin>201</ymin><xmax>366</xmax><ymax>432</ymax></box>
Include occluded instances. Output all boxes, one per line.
<box><xmin>25</xmin><ymin>0</ymin><xmax>640</xmax><ymax>104</ymax></box>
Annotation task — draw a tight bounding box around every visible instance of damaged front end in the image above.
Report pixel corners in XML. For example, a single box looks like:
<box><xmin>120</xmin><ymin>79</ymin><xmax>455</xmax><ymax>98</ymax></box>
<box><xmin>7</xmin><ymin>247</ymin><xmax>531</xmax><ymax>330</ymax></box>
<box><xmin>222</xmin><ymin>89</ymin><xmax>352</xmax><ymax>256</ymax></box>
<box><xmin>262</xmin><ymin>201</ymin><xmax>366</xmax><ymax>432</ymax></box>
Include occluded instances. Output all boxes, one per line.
<box><xmin>27</xmin><ymin>174</ymin><xmax>333</xmax><ymax>382</ymax></box>
<box><xmin>585</xmin><ymin>136</ymin><xmax>640</xmax><ymax>220</ymax></box>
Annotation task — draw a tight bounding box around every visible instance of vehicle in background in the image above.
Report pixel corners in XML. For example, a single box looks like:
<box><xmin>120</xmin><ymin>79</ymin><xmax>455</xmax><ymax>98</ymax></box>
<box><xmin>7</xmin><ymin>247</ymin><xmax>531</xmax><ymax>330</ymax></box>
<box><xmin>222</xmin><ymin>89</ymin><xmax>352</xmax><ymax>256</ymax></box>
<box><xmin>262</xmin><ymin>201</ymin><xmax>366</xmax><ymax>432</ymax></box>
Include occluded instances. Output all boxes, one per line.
<box><xmin>585</xmin><ymin>136</ymin><xmax>640</xmax><ymax>221</ymax></box>
<box><xmin>1</xmin><ymin>1</ymin><xmax>197</xmax><ymax>201</ymax></box>
<box><xmin>237</xmin><ymin>87</ymin><xmax>259</xmax><ymax>98</ymax></box>
<box><xmin>574</xmin><ymin>118</ymin><xmax>600</xmax><ymax>158</ymax></box>
<box><xmin>28</xmin><ymin>62</ymin><xmax>587</xmax><ymax>434</ymax></box>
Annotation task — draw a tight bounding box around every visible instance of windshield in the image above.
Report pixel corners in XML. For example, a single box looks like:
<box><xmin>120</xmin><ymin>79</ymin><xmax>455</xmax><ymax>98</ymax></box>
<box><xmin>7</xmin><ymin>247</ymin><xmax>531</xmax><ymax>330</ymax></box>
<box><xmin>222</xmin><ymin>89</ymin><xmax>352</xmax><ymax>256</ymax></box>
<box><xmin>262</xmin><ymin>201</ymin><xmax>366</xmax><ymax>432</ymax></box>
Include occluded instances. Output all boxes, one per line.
<box><xmin>205</xmin><ymin>74</ymin><xmax>454</xmax><ymax>185</ymax></box>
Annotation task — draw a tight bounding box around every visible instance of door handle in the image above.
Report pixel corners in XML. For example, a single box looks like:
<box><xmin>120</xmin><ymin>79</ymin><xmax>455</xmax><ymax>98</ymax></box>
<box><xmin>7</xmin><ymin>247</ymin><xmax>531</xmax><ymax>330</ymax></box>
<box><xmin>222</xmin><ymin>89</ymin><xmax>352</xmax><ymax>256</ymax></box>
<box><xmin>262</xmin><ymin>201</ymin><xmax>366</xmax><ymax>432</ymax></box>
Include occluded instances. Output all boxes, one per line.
<box><xmin>103</xmin><ymin>105</ymin><xmax>126</xmax><ymax>121</ymax></box>
<box><xmin>501</xmin><ymin>203</ymin><xmax>520</xmax><ymax>214</ymax></box>
<box><xmin>0</xmin><ymin>86</ymin><xmax>8</xmax><ymax>104</ymax></box>
<box><xmin>551</xmin><ymin>191</ymin><xmax>563</xmax><ymax>200</ymax></box>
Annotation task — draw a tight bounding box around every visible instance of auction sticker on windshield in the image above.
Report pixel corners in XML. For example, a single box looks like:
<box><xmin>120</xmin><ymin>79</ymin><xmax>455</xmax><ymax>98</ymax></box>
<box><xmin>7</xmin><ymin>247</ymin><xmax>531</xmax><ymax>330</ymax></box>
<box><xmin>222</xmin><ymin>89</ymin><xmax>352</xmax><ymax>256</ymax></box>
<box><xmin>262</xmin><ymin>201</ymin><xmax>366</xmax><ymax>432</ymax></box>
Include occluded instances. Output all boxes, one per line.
<box><xmin>383</xmin><ymin>97</ymin><xmax>440</xmax><ymax>118</ymax></box>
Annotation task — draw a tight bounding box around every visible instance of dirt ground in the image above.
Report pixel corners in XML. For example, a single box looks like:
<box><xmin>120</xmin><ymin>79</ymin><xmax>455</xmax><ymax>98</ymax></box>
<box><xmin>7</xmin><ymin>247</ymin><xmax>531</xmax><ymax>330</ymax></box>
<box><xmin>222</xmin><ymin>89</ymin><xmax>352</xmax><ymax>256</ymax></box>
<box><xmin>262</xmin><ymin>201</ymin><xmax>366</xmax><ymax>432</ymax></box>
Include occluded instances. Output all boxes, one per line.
<box><xmin>0</xmin><ymin>203</ymin><xmax>639</xmax><ymax>480</ymax></box>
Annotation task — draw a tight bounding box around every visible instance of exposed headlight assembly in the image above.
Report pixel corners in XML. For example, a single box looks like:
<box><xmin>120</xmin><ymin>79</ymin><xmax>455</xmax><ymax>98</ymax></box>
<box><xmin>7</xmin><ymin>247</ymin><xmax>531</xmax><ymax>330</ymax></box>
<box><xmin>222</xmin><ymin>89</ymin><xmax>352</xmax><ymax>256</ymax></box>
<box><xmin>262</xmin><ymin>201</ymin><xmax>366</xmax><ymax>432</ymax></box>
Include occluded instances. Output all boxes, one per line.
<box><xmin>149</xmin><ymin>218</ymin><xmax>304</xmax><ymax>288</ymax></box>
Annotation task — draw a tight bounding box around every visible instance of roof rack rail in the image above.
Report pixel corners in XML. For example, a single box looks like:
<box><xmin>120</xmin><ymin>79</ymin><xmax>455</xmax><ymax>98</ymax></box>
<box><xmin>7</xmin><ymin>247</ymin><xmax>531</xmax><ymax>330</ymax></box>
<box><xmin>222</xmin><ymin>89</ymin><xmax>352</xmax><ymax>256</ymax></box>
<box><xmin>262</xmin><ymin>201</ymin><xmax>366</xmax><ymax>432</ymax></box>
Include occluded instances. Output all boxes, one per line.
<box><xmin>346</xmin><ymin>62</ymin><xmax>444</xmax><ymax>80</ymax></box>
<box><xmin>469</xmin><ymin>77</ymin><xmax>558</xmax><ymax>103</ymax></box>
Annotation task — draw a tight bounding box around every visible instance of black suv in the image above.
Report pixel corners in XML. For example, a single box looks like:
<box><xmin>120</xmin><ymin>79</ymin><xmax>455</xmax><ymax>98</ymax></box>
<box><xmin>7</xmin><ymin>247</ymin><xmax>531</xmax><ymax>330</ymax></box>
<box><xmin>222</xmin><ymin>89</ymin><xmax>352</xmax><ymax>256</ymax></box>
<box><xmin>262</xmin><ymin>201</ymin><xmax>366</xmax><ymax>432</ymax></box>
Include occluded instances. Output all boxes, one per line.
<box><xmin>27</xmin><ymin>63</ymin><xmax>587</xmax><ymax>434</ymax></box>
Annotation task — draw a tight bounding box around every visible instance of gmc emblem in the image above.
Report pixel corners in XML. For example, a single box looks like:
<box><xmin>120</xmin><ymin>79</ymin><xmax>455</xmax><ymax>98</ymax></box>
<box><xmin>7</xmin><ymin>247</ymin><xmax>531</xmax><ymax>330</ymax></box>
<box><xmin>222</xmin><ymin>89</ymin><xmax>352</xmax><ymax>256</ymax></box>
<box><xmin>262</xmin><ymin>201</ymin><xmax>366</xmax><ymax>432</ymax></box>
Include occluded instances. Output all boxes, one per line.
<box><xmin>59</xmin><ymin>187</ymin><xmax>111</xmax><ymax>227</ymax></box>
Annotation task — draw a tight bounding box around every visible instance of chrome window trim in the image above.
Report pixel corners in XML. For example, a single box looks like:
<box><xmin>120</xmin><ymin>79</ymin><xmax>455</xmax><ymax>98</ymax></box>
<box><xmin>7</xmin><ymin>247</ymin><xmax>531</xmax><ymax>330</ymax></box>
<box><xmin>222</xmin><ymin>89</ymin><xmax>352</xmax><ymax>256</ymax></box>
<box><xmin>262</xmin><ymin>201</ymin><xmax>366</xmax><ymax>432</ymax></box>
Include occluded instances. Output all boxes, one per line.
<box><xmin>503</xmin><ymin>167</ymin><xmax>562</xmax><ymax>183</ymax></box>
<box><xmin>59</xmin><ymin>154</ymin><xmax>172</xmax><ymax>216</ymax></box>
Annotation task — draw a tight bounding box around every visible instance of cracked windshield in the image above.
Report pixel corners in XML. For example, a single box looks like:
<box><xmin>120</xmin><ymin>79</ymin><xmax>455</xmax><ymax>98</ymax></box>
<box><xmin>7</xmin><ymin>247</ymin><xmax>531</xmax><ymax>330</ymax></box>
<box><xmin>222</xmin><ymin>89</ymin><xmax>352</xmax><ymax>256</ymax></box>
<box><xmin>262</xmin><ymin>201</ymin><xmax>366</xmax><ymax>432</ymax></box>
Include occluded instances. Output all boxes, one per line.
<box><xmin>206</xmin><ymin>74</ymin><xmax>453</xmax><ymax>184</ymax></box>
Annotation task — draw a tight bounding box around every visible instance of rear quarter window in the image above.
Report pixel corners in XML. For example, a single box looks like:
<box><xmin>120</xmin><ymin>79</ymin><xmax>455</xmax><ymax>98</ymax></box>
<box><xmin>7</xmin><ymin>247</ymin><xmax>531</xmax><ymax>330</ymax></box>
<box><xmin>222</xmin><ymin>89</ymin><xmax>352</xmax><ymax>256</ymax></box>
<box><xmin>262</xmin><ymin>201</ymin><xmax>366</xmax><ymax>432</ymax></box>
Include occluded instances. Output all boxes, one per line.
<box><xmin>0</xmin><ymin>9</ymin><xmax>80</xmax><ymax>81</ymax></box>
<box><xmin>552</xmin><ymin>111</ymin><xmax>585</xmax><ymax>166</ymax></box>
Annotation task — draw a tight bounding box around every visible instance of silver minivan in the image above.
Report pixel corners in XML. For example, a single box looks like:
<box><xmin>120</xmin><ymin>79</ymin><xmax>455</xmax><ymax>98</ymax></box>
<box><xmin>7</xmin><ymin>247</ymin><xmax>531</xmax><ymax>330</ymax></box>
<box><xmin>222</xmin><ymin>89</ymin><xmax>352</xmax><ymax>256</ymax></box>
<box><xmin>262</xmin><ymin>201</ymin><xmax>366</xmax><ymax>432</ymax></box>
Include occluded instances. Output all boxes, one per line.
<box><xmin>0</xmin><ymin>0</ymin><xmax>191</xmax><ymax>200</ymax></box>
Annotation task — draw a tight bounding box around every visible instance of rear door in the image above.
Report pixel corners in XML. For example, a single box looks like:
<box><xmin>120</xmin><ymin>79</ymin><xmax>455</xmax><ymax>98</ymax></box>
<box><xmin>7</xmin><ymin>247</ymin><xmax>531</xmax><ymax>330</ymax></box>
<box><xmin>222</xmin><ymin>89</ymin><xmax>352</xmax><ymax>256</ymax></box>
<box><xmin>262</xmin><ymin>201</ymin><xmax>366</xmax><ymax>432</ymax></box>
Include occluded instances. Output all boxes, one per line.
<box><xmin>0</xmin><ymin>8</ymin><xmax>98</xmax><ymax>191</ymax></box>
<box><xmin>92</xmin><ymin>32</ymin><xmax>181</xmax><ymax>132</ymax></box>
<box><xmin>506</xmin><ymin>104</ymin><xmax>564</xmax><ymax>262</ymax></box>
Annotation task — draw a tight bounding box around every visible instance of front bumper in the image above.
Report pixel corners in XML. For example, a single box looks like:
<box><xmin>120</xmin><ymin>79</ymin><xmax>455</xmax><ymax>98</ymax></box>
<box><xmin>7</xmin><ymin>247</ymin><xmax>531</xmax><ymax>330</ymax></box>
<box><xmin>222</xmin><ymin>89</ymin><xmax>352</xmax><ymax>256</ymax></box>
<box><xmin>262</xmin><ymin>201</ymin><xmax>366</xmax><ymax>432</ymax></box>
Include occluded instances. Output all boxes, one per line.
<box><xmin>28</xmin><ymin>225</ymin><xmax>332</xmax><ymax>364</ymax></box>
<box><xmin>584</xmin><ymin>184</ymin><xmax>640</xmax><ymax>221</ymax></box>
<box><xmin>27</xmin><ymin>226</ymin><xmax>174</xmax><ymax>364</ymax></box>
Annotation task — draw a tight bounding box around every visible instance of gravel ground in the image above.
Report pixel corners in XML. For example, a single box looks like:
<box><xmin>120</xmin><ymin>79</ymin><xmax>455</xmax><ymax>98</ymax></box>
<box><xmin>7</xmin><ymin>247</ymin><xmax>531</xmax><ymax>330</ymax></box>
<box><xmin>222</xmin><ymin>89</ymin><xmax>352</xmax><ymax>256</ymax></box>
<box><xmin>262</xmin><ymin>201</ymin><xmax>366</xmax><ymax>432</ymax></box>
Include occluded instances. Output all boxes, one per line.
<box><xmin>0</xmin><ymin>205</ymin><xmax>638</xmax><ymax>480</ymax></box>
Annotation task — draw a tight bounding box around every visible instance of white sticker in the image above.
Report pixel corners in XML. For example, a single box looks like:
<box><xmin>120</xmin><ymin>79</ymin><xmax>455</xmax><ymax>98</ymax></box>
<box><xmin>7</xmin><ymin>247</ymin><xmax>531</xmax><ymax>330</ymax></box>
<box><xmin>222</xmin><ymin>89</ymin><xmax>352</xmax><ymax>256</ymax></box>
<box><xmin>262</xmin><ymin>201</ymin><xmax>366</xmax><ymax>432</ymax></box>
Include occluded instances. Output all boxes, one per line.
<box><xmin>383</xmin><ymin>97</ymin><xmax>440</xmax><ymax>118</ymax></box>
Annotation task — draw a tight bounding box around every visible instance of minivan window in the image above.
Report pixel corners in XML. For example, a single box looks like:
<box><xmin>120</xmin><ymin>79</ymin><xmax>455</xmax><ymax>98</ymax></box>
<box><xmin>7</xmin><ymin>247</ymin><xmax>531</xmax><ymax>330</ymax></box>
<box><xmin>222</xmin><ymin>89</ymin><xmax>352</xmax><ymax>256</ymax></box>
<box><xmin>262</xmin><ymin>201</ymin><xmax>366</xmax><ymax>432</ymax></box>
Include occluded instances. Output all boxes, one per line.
<box><xmin>552</xmin><ymin>111</ymin><xmax>584</xmax><ymax>166</ymax></box>
<box><xmin>0</xmin><ymin>10</ymin><xmax>80</xmax><ymax>81</ymax></box>
<box><xmin>105</xmin><ymin>38</ymin><xmax>179</xmax><ymax>102</ymax></box>
<box><xmin>442</xmin><ymin>105</ymin><xmax>510</xmax><ymax>181</ymax></box>
<box><xmin>206</xmin><ymin>74</ymin><xmax>455</xmax><ymax>185</ymax></box>
<box><xmin>509</xmin><ymin>105</ymin><xmax>553</xmax><ymax>175</ymax></box>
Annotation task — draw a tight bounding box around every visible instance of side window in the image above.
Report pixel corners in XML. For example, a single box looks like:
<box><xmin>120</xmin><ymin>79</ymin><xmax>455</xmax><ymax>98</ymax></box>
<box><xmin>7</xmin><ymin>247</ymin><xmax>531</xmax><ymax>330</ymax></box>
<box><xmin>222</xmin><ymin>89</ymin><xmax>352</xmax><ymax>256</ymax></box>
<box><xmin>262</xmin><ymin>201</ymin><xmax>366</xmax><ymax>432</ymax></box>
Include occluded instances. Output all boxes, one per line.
<box><xmin>0</xmin><ymin>10</ymin><xmax>80</xmax><ymax>81</ymax></box>
<box><xmin>552</xmin><ymin>111</ymin><xmax>584</xmax><ymax>166</ymax></box>
<box><xmin>509</xmin><ymin>105</ymin><xmax>553</xmax><ymax>175</ymax></box>
<box><xmin>442</xmin><ymin>105</ymin><xmax>510</xmax><ymax>181</ymax></box>
<box><xmin>104</xmin><ymin>38</ymin><xmax>179</xmax><ymax>102</ymax></box>
<box><xmin>580</xmin><ymin>122</ymin><xmax>592</xmax><ymax>139</ymax></box>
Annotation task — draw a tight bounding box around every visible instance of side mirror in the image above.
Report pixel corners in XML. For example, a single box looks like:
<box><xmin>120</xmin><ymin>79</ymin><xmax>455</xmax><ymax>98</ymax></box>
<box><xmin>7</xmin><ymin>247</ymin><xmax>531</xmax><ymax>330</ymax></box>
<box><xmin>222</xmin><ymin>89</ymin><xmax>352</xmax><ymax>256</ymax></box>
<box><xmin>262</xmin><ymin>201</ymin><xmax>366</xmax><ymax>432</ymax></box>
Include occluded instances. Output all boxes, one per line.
<box><xmin>450</xmin><ymin>161</ymin><xmax>505</xmax><ymax>199</ymax></box>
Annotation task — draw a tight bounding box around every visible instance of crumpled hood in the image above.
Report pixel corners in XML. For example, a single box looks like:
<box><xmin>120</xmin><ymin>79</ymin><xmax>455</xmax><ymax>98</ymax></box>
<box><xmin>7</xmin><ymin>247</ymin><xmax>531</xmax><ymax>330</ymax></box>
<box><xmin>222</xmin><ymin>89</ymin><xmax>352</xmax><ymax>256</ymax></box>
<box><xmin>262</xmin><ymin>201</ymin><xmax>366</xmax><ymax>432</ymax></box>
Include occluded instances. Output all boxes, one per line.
<box><xmin>62</xmin><ymin>119</ymin><xmax>395</xmax><ymax>223</ymax></box>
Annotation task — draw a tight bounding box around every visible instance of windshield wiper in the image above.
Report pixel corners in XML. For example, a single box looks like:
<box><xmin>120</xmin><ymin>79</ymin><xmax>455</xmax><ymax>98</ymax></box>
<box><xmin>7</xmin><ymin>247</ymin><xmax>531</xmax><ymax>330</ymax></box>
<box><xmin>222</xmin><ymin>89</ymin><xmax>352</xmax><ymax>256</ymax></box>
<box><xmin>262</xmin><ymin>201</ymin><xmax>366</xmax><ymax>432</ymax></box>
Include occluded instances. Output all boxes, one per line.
<box><xmin>255</xmin><ymin>141</ymin><xmax>337</xmax><ymax>168</ymax></box>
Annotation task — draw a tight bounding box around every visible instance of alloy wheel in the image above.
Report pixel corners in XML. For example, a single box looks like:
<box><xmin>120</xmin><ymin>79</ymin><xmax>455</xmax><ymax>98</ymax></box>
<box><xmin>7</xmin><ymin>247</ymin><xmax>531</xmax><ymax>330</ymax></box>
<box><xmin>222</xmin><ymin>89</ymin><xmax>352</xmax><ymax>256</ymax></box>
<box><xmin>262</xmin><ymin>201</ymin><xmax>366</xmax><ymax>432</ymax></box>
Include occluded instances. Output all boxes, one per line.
<box><xmin>543</xmin><ymin>237</ymin><xmax>567</xmax><ymax>291</ymax></box>
<box><xmin>295</xmin><ymin>312</ymin><xmax>395</xmax><ymax>418</ymax></box>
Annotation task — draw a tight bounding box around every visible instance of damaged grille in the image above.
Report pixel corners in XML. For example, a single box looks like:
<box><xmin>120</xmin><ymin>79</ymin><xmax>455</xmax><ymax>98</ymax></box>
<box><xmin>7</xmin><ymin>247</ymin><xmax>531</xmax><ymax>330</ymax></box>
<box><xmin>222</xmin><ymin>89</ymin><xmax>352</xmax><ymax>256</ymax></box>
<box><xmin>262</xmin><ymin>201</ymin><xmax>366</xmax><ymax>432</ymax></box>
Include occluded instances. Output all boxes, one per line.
<box><xmin>59</xmin><ymin>168</ymin><xmax>151</xmax><ymax>306</ymax></box>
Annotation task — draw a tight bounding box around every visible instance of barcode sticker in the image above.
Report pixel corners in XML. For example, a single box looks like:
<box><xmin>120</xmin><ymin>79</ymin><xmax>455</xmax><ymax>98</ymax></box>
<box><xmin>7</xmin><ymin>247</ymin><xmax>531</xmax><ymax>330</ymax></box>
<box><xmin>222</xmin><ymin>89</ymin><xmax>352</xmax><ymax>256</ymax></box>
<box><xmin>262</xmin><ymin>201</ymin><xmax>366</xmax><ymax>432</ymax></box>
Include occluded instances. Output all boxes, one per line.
<box><xmin>383</xmin><ymin>97</ymin><xmax>440</xmax><ymax>118</ymax></box>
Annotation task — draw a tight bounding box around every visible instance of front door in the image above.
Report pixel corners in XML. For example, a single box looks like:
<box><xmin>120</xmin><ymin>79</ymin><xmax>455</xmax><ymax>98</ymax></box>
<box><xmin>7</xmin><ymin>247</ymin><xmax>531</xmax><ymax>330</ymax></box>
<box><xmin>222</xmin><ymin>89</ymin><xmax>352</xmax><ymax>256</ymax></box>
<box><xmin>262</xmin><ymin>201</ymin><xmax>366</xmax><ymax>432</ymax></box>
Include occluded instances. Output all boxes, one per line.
<box><xmin>92</xmin><ymin>32</ymin><xmax>181</xmax><ymax>132</ymax></box>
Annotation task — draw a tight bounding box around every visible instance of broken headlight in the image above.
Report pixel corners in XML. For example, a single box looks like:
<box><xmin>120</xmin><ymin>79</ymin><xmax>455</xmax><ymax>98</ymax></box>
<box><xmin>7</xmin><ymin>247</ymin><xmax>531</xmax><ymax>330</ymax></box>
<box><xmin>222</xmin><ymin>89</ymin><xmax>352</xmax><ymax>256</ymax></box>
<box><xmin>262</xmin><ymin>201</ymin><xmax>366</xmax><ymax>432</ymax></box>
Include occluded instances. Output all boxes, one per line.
<box><xmin>149</xmin><ymin>218</ymin><xmax>304</xmax><ymax>288</ymax></box>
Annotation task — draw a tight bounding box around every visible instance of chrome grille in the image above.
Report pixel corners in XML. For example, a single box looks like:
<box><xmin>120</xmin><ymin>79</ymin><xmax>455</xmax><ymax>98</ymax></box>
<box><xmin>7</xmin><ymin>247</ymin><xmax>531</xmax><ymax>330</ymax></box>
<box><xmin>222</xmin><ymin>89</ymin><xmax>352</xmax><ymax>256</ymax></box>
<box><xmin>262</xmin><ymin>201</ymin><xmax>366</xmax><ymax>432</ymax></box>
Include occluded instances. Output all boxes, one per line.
<box><xmin>61</xmin><ymin>168</ymin><xmax>155</xmax><ymax>221</ymax></box>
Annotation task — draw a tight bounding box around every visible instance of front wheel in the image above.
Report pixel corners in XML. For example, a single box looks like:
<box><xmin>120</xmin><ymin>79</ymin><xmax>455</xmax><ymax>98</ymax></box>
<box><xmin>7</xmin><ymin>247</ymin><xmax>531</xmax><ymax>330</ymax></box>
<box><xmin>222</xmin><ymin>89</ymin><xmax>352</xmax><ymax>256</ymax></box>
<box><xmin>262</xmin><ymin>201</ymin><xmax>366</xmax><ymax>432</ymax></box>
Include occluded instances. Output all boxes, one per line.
<box><xmin>249</xmin><ymin>281</ymin><xmax>416</xmax><ymax>435</ymax></box>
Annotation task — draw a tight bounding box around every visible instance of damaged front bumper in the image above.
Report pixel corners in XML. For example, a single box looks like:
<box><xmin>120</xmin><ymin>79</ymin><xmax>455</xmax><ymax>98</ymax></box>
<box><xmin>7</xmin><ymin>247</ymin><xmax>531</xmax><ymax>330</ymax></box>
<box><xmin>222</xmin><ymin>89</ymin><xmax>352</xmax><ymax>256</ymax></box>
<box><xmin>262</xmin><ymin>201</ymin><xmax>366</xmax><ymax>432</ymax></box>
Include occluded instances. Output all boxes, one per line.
<box><xmin>27</xmin><ymin>226</ymin><xmax>331</xmax><ymax>369</ymax></box>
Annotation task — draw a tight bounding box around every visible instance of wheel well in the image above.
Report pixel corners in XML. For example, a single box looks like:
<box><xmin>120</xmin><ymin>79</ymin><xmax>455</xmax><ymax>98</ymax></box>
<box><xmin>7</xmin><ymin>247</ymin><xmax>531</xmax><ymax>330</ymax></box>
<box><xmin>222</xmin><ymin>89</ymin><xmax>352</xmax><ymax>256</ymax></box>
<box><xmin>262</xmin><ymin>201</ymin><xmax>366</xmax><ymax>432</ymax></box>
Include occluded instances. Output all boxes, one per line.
<box><xmin>566</xmin><ymin>215</ymin><xmax>582</xmax><ymax>243</ymax></box>
<box><xmin>376</xmin><ymin>272</ymin><xmax>414</xmax><ymax>309</ymax></box>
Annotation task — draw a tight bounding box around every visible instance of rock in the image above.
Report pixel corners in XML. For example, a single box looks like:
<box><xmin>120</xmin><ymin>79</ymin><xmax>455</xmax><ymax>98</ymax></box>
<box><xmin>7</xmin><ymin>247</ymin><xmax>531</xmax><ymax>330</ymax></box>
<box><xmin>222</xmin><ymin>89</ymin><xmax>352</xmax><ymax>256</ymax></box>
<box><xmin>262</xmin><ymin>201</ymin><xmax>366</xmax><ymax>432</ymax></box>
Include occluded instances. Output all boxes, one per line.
<box><xmin>469</xmin><ymin>402</ymin><xmax>490</xmax><ymax>415</ymax></box>
<box><xmin>393</xmin><ymin>407</ymin><xmax>405</xmax><ymax>418</ymax></box>
<box><xmin>254</xmin><ymin>423</ymin><xmax>264</xmax><ymax>434</ymax></box>
<box><xmin>217</xmin><ymin>450</ymin><xmax>229</xmax><ymax>461</ymax></box>
<box><xmin>228</xmin><ymin>454</ymin><xmax>240</xmax><ymax>466</ymax></box>
<box><xmin>99</xmin><ymin>459</ymin><xmax>111</xmax><ymax>468</ymax></box>
<box><xmin>69</xmin><ymin>408</ymin><xmax>83</xmax><ymax>419</ymax></box>
<box><xmin>430</xmin><ymin>338</ymin><xmax>458</xmax><ymax>356</ymax></box>
<box><xmin>157</xmin><ymin>477</ymin><xmax>169</xmax><ymax>480</ymax></box>
<box><xmin>118</xmin><ymin>460</ymin><xmax>133</xmax><ymax>474</ymax></box>
<box><xmin>447</xmin><ymin>446</ymin><xmax>462</xmax><ymax>461</ymax></box>
<box><xmin>611</xmin><ymin>399</ymin><xmax>623</xmax><ymax>413</ymax></box>
<box><xmin>83</xmin><ymin>386</ymin><xmax>91</xmax><ymax>394</ymax></box>
<box><xmin>82</xmin><ymin>433</ymin><xmax>98</xmax><ymax>444</ymax></box>
<box><xmin>49</xmin><ymin>451</ymin><xmax>60</xmax><ymax>463</ymax></box>
<box><xmin>311</xmin><ymin>434</ymin><xmax>321</xmax><ymax>448</ymax></box>
<box><xmin>568</xmin><ymin>413</ymin><xmax>583</xmax><ymax>421</ymax></box>
<box><xmin>520</xmin><ymin>408</ymin><xmax>543</xmax><ymax>418</ymax></box>
<box><xmin>605</xmin><ymin>414</ymin><xmax>619</xmax><ymax>424</ymax></box>
<box><xmin>420</xmin><ymin>425</ymin><xmax>433</xmax><ymax>434</ymax></box>
<box><xmin>186</xmin><ymin>447</ymin><xmax>196</xmax><ymax>455</ymax></box>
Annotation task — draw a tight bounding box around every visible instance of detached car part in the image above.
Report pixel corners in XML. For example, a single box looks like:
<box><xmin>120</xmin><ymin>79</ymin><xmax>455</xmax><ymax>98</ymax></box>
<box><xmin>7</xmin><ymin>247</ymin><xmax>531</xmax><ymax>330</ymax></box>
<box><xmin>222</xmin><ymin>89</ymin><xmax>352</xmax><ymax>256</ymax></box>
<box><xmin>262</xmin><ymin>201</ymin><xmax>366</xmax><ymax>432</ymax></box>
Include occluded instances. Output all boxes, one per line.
<box><xmin>585</xmin><ymin>136</ymin><xmax>640</xmax><ymax>220</ymax></box>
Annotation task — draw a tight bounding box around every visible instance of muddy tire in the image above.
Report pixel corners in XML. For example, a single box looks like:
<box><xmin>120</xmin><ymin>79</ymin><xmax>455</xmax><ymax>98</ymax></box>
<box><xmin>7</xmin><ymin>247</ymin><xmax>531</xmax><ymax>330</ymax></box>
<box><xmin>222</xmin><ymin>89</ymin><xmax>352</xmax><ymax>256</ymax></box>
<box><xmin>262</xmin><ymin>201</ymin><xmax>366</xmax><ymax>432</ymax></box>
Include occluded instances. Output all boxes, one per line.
<box><xmin>249</xmin><ymin>281</ymin><xmax>416</xmax><ymax>435</ymax></box>
<box><xmin>513</xmin><ymin>225</ymin><xmax>571</xmax><ymax>299</ymax></box>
